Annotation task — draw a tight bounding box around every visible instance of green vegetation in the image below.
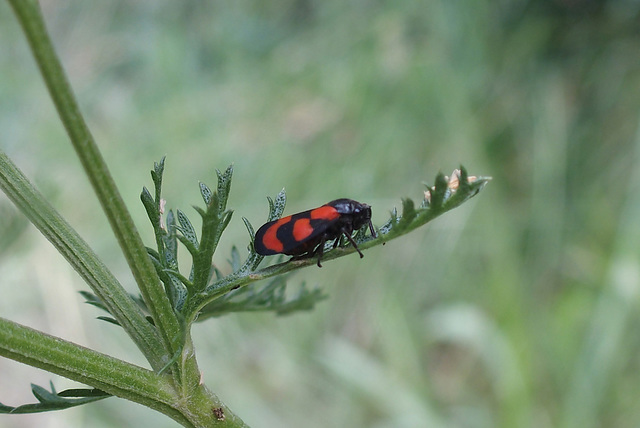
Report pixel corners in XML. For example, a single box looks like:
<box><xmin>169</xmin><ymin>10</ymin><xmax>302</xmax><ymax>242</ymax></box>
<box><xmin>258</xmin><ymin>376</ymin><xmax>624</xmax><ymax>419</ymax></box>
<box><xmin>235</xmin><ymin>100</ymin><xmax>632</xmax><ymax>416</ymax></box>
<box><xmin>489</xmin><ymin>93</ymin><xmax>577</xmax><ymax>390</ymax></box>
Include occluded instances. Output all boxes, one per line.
<box><xmin>1</xmin><ymin>1</ymin><xmax>639</xmax><ymax>427</ymax></box>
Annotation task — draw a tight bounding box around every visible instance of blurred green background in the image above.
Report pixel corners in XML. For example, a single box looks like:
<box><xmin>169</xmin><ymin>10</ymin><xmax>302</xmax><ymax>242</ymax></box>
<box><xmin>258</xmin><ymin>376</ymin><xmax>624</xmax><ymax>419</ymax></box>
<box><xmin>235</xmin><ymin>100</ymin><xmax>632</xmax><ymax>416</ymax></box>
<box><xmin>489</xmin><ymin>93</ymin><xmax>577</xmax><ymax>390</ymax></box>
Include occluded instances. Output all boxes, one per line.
<box><xmin>1</xmin><ymin>0</ymin><xmax>640</xmax><ymax>427</ymax></box>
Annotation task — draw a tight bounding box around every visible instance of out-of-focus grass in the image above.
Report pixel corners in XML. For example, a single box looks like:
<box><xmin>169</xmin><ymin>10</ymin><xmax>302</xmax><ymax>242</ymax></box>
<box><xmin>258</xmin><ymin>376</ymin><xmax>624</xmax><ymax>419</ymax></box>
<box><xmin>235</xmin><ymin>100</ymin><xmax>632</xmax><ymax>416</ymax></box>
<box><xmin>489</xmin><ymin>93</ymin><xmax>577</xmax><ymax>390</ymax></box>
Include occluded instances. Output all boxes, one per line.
<box><xmin>1</xmin><ymin>1</ymin><xmax>640</xmax><ymax>427</ymax></box>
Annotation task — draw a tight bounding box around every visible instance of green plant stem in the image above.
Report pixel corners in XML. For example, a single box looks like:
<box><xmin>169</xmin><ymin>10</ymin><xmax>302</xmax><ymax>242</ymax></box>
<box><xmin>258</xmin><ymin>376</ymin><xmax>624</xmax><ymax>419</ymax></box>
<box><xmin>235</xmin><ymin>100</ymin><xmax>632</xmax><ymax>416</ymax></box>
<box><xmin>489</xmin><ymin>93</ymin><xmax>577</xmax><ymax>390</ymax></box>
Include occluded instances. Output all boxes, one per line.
<box><xmin>0</xmin><ymin>151</ymin><xmax>166</xmax><ymax>370</ymax></box>
<box><xmin>0</xmin><ymin>317</ymin><xmax>247</xmax><ymax>428</ymax></box>
<box><xmin>6</xmin><ymin>0</ymin><xmax>181</xmax><ymax>360</ymax></box>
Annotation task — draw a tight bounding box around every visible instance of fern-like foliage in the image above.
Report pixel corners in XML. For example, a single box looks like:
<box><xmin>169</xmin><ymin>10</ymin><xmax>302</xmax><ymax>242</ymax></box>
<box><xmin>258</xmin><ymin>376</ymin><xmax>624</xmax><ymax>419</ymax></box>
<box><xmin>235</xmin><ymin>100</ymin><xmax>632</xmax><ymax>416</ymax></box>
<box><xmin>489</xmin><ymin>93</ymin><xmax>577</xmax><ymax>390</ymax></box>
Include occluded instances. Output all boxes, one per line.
<box><xmin>377</xmin><ymin>167</ymin><xmax>489</xmax><ymax>239</ymax></box>
<box><xmin>137</xmin><ymin>159</ymin><xmax>327</xmax><ymax>322</ymax></box>
<box><xmin>199</xmin><ymin>272</ymin><xmax>328</xmax><ymax>319</ymax></box>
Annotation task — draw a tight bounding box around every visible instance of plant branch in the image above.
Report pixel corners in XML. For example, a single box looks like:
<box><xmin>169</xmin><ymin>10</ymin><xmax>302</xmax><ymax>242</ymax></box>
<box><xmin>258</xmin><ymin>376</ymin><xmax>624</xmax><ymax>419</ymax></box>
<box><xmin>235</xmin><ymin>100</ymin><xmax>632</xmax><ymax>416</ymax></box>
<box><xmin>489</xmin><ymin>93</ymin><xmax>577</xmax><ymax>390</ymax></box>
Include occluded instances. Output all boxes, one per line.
<box><xmin>0</xmin><ymin>151</ymin><xmax>167</xmax><ymax>370</ymax></box>
<box><xmin>184</xmin><ymin>169</ymin><xmax>491</xmax><ymax>321</ymax></box>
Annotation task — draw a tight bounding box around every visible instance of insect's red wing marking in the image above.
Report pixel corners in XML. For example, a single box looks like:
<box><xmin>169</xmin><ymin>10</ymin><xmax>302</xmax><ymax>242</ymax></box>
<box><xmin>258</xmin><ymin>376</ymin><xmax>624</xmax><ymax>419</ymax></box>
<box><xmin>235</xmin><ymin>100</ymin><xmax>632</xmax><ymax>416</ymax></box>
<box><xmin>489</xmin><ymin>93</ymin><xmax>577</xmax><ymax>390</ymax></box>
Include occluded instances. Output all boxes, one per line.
<box><xmin>310</xmin><ymin>205</ymin><xmax>340</xmax><ymax>221</ymax></box>
<box><xmin>260</xmin><ymin>215</ymin><xmax>291</xmax><ymax>253</ymax></box>
<box><xmin>293</xmin><ymin>218</ymin><xmax>314</xmax><ymax>241</ymax></box>
<box><xmin>290</xmin><ymin>205</ymin><xmax>339</xmax><ymax>244</ymax></box>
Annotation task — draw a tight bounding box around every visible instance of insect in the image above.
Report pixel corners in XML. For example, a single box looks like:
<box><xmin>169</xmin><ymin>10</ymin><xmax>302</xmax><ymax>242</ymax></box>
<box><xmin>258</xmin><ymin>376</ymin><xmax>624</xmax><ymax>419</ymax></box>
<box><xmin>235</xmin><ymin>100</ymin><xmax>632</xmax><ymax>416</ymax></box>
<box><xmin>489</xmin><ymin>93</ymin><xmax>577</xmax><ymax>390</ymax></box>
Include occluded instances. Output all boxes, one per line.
<box><xmin>254</xmin><ymin>198</ymin><xmax>377</xmax><ymax>267</ymax></box>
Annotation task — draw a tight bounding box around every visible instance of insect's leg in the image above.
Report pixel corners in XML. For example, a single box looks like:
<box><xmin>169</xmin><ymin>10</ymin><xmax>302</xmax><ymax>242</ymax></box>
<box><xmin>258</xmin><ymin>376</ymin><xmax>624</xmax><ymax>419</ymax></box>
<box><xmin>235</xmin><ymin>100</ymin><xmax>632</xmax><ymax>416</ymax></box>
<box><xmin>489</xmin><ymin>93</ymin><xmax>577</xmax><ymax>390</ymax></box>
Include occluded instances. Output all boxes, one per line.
<box><xmin>368</xmin><ymin>220</ymin><xmax>377</xmax><ymax>238</ymax></box>
<box><xmin>315</xmin><ymin>235</ymin><xmax>327</xmax><ymax>268</ymax></box>
<box><xmin>342</xmin><ymin>229</ymin><xmax>364</xmax><ymax>258</ymax></box>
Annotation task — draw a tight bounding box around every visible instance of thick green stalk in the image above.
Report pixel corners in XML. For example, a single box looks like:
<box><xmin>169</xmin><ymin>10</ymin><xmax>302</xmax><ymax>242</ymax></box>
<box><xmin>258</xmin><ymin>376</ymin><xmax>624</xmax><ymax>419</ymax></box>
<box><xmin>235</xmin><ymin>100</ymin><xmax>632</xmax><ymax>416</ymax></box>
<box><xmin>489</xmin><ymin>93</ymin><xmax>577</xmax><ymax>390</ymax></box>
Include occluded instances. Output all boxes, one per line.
<box><xmin>3</xmin><ymin>2</ymin><xmax>247</xmax><ymax>425</ymax></box>
<box><xmin>0</xmin><ymin>317</ymin><xmax>247</xmax><ymax>427</ymax></box>
<box><xmin>0</xmin><ymin>317</ymin><xmax>176</xmax><ymax>414</ymax></box>
<box><xmin>7</xmin><ymin>0</ymin><xmax>181</xmax><ymax>359</ymax></box>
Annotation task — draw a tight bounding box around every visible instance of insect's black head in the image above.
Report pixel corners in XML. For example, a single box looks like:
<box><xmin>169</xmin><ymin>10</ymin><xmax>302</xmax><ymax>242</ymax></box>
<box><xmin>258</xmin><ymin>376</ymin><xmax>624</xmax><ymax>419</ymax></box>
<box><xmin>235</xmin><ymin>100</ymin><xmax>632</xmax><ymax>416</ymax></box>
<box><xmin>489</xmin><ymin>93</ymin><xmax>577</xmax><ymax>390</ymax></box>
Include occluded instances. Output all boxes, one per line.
<box><xmin>328</xmin><ymin>198</ymin><xmax>372</xmax><ymax>228</ymax></box>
